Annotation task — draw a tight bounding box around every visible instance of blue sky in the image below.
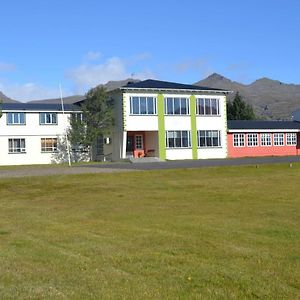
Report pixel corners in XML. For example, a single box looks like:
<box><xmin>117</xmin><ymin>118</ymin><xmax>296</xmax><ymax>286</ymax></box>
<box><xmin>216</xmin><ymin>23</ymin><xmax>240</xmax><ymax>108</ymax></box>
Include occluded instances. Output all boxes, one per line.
<box><xmin>1</xmin><ymin>0</ymin><xmax>300</xmax><ymax>101</ymax></box>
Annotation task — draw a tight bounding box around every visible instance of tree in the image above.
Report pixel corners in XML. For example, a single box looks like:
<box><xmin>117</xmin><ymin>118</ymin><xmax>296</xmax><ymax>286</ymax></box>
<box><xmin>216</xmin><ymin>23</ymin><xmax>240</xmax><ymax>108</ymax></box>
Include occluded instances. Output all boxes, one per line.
<box><xmin>68</xmin><ymin>86</ymin><xmax>114</xmax><ymax>160</ymax></box>
<box><xmin>227</xmin><ymin>92</ymin><xmax>256</xmax><ymax>120</ymax></box>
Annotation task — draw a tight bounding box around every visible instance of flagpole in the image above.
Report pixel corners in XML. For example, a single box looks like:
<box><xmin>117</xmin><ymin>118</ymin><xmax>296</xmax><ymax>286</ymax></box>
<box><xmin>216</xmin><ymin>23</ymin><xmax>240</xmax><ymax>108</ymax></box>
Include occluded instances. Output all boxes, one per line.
<box><xmin>59</xmin><ymin>84</ymin><xmax>72</xmax><ymax>167</ymax></box>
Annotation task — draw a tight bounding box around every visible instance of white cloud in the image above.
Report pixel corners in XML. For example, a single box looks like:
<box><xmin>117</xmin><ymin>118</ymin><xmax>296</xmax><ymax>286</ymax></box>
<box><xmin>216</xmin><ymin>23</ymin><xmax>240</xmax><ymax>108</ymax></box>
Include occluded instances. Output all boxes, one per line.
<box><xmin>0</xmin><ymin>81</ymin><xmax>72</xmax><ymax>102</ymax></box>
<box><xmin>0</xmin><ymin>62</ymin><xmax>16</xmax><ymax>72</ymax></box>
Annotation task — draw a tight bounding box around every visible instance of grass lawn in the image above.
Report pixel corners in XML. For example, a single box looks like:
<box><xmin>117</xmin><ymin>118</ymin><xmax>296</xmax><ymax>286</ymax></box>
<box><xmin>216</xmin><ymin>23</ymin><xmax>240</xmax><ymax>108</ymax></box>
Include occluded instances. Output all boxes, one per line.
<box><xmin>0</xmin><ymin>164</ymin><xmax>299</xmax><ymax>299</ymax></box>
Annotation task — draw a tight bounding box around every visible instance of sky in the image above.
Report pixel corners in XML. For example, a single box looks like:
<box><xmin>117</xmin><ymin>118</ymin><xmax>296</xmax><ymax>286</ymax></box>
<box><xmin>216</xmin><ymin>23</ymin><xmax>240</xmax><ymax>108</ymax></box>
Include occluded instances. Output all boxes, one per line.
<box><xmin>1</xmin><ymin>0</ymin><xmax>300</xmax><ymax>101</ymax></box>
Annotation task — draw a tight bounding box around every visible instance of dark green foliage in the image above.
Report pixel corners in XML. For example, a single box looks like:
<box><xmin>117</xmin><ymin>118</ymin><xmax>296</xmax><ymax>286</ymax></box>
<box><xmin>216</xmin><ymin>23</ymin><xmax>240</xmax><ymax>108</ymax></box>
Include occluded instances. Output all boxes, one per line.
<box><xmin>68</xmin><ymin>87</ymin><xmax>113</xmax><ymax>148</ymax></box>
<box><xmin>227</xmin><ymin>92</ymin><xmax>256</xmax><ymax>120</ymax></box>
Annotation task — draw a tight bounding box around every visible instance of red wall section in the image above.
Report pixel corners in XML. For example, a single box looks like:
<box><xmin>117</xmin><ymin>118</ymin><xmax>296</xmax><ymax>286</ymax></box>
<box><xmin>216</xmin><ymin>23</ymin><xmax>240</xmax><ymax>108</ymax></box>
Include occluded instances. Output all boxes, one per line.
<box><xmin>227</xmin><ymin>132</ymin><xmax>300</xmax><ymax>158</ymax></box>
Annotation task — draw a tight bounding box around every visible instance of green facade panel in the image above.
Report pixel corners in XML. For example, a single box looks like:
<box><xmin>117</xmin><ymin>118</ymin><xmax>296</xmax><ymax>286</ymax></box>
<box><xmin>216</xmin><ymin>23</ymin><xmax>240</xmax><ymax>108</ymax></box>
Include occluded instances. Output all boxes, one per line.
<box><xmin>157</xmin><ymin>94</ymin><xmax>166</xmax><ymax>160</ymax></box>
<box><xmin>190</xmin><ymin>95</ymin><xmax>198</xmax><ymax>159</ymax></box>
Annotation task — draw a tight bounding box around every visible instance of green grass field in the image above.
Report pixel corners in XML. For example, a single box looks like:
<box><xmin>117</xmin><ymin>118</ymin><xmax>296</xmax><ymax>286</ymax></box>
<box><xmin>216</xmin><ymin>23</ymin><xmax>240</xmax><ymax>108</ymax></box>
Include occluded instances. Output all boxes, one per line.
<box><xmin>0</xmin><ymin>164</ymin><xmax>299</xmax><ymax>299</ymax></box>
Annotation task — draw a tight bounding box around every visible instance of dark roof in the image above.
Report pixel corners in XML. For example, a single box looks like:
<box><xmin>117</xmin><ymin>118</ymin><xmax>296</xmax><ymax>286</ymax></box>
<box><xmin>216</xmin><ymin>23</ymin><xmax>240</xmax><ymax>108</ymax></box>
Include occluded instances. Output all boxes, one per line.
<box><xmin>0</xmin><ymin>102</ymin><xmax>81</xmax><ymax>112</ymax></box>
<box><xmin>228</xmin><ymin>120</ymin><xmax>300</xmax><ymax>130</ymax></box>
<box><xmin>121</xmin><ymin>79</ymin><xmax>230</xmax><ymax>92</ymax></box>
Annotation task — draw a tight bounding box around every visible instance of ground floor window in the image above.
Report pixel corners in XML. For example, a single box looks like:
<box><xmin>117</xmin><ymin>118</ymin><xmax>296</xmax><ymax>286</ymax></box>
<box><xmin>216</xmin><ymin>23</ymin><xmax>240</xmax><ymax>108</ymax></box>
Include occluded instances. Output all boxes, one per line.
<box><xmin>261</xmin><ymin>133</ymin><xmax>272</xmax><ymax>146</ymax></box>
<box><xmin>41</xmin><ymin>138</ymin><xmax>58</xmax><ymax>152</ymax></box>
<box><xmin>273</xmin><ymin>133</ymin><xmax>284</xmax><ymax>146</ymax></box>
<box><xmin>8</xmin><ymin>138</ymin><xmax>26</xmax><ymax>153</ymax></box>
<box><xmin>247</xmin><ymin>133</ymin><xmax>258</xmax><ymax>146</ymax></box>
<box><xmin>198</xmin><ymin>130</ymin><xmax>221</xmax><ymax>147</ymax></box>
<box><xmin>233</xmin><ymin>134</ymin><xmax>245</xmax><ymax>147</ymax></box>
<box><xmin>166</xmin><ymin>131</ymin><xmax>191</xmax><ymax>148</ymax></box>
<box><xmin>286</xmin><ymin>133</ymin><xmax>297</xmax><ymax>146</ymax></box>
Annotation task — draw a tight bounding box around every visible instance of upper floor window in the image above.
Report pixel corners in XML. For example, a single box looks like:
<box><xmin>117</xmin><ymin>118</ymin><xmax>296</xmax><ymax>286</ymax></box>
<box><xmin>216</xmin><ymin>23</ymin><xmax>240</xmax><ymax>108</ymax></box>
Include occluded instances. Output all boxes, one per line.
<box><xmin>197</xmin><ymin>98</ymin><xmax>220</xmax><ymax>115</ymax></box>
<box><xmin>164</xmin><ymin>97</ymin><xmax>189</xmax><ymax>115</ymax></box>
<box><xmin>166</xmin><ymin>130</ymin><xmax>191</xmax><ymax>148</ymax></box>
<box><xmin>233</xmin><ymin>134</ymin><xmax>245</xmax><ymax>147</ymax></box>
<box><xmin>198</xmin><ymin>130</ymin><xmax>221</xmax><ymax>147</ymax></box>
<box><xmin>286</xmin><ymin>133</ymin><xmax>297</xmax><ymax>146</ymax></box>
<box><xmin>71</xmin><ymin>112</ymin><xmax>83</xmax><ymax>122</ymax></box>
<box><xmin>41</xmin><ymin>138</ymin><xmax>58</xmax><ymax>152</ymax></box>
<box><xmin>274</xmin><ymin>133</ymin><xmax>284</xmax><ymax>146</ymax></box>
<box><xmin>40</xmin><ymin>113</ymin><xmax>57</xmax><ymax>125</ymax></box>
<box><xmin>7</xmin><ymin>112</ymin><xmax>26</xmax><ymax>125</ymax></box>
<box><xmin>247</xmin><ymin>133</ymin><xmax>258</xmax><ymax>147</ymax></box>
<box><xmin>8</xmin><ymin>138</ymin><xmax>26</xmax><ymax>153</ymax></box>
<box><xmin>130</xmin><ymin>96</ymin><xmax>157</xmax><ymax>115</ymax></box>
<box><xmin>261</xmin><ymin>133</ymin><xmax>272</xmax><ymax>146</ymax></box>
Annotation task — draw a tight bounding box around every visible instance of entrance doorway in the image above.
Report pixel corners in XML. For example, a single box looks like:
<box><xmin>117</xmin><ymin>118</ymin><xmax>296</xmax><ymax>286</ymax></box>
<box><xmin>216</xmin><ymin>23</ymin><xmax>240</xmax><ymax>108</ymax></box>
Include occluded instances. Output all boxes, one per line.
<box><xmin>126</xmin><ymin>133</ymin><xmax>145</xmax><ymax>158</ymax></box>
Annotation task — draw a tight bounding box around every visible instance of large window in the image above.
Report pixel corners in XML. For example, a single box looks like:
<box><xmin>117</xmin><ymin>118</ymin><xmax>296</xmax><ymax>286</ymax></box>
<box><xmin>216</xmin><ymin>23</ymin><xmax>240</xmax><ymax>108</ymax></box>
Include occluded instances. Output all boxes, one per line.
<box><xmin>166</xmin><ymin>131</ymin><xmax>191</xmax><ymax>148</ymax></box>
<box><xmin>261</xmin><ymin>133</ymin><xmax>272</xmax><ymax>146</ymax></box>
<box><xmin>7</xmin><ymin>112</ymin><xmax>26</xmax><ymax>125</ymax></box>
<box><xmin>286</xmin><ymin>133</ymin><xmax>297</xmax><ymax>146</ymax></box>
<box><xmin>8</xmin><ymin>138</ymin><xmax>26</xmax><ymax>153</ymax></box>
<box><xmin>274</xmin><ymin>133</ymin><xmax>284</xmax><ymax>146</ymax></box>
<box><xmin>41</xmin><ymin>138</ymin><xmax>58</xmax><ymax>152</ymax></box>
<box><xmin>247</xmin><ymin>133</ymin><xmax>258</xmax><ymax>147</ymax></box>
<box><xmin>40</xmin><ymin>113</ymin><xmax>57</xmax><ymax>125</ymax></box>
<box><xmin>197</xmin><ymin>130</ymin><xmax>221</xmax><ymax>147</ymax></box>
<box><xmin>196</xmin><ymin>98</ymin><xmax>220</xmax><ymax>115</ymax></box>
<box><xmin>130</xmin><ymin>96</ymin><xmax>157</xmax><ymax>115</ymax></box>
<box><xmin>233</xmin><ymin>134</ymin><xmax>245</xmax><ymax>147</ymax></box>
<box><xmin>164</xmin><ymin>97</ymin><xmax>189</xmax><ymax>115</ymax></box>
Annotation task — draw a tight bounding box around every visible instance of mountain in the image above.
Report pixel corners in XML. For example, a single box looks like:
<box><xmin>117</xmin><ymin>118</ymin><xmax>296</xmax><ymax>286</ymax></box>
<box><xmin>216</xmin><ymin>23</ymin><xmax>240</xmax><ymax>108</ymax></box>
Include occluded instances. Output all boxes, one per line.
<box><xmin>0</xmin><ymin>91</ymin><xmax>20</xmax><ymax>103</ymax></box>
<box><xmin>195</xmin><ymin>73</ymin><xmax>300</xmax><ymax>120</ymax></box>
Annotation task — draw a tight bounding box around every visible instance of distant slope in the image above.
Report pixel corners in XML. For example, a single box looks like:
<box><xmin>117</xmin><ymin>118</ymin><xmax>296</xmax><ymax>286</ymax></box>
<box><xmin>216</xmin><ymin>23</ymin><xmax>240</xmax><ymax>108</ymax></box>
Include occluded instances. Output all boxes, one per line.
<box><xmin>195</xmin><ymin>73</ymin><xmax>300</xmax><ymax>120</ymax></box>
<box><xmin>0</xmin><ymin>91</ymin><xmax>20</xmax><ymax>103</ymax></box>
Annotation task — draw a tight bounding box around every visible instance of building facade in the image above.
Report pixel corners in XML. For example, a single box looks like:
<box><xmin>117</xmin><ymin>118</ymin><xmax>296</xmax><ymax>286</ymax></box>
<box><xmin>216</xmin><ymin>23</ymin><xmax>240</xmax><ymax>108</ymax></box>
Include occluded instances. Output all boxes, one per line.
<box><xmin>108</xmin><ymin>79</ymin><xmax>230</xmax><ymax>161</ymax></box>
<box><xmin>227</xmin><ymin>120</ymin><xmax>300</xmax><ymax>158</ymax></box>
<box><xmin>0</xmin><ymin>103</ymin><xmax>81</xmax><ymax>166</ymax></box>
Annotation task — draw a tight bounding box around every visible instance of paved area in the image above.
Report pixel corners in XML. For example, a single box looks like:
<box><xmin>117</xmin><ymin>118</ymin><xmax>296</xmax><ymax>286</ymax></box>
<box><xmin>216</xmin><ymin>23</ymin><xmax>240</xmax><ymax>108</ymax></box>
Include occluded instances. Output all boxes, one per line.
<box><xmin>1</xmin><ymin>156</ymin><xmax>300</xmax><ymax>179</ymax></box>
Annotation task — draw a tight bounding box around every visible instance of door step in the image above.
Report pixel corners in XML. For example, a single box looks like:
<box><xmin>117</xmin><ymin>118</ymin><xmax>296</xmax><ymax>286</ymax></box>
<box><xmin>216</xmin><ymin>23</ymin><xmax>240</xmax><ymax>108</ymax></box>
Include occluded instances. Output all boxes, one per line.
<box><xmin>129</xmin><ymin>157</ymin><xmax>161</xmax><ymax>163</ymax></box>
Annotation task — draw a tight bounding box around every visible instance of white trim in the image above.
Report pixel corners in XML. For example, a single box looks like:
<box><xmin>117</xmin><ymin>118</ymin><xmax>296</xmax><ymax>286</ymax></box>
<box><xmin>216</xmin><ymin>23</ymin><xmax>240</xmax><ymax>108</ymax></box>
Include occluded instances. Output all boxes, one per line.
<box><xmin>228</xmin><ymin>129</ymin><xmax>300</xmax><ymax>133</ymax></box>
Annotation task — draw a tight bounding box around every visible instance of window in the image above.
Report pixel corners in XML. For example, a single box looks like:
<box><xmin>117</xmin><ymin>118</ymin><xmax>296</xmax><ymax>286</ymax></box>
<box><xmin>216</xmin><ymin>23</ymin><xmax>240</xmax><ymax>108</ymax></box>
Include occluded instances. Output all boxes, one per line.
<box><xmin>286</xmin><ymin>133</ymin><xmax>297</xmax><ymax>146</ymax></box>
<box><xmin>41</xmin><ymin>138</ymin><xmax>58</xmax><ymax>152</ymax></box>
<box><xmin>130</xmin><ymin>97</ymin><xmax>157</xmax><ymax>115</ymax></box>
<box><xmin>8</xmin><ymin>138</ymin><xmax>26</xmax><ymax>153</ymax></box>
<box><xmin>274</xmin><ymin>133</ymin><xmax>284</xmax><ymax>146</ymax></box>
<box><xmin>71</xmin><ymin>113</ymin><xmax>83</xmax><ymax>122</ymax></box>
<box><xmin>196</xmin><ymin>98</ymin><xmax>220</xmax><ymax>115</ymax></box>
<box><xmin>164</xmin><ymin>97</ymin><xmax>189</xmax><ymax>115</ymax></box>
<box><xmin>261</xmin><ymin>133</ymin><xmax>272</xmax><ymax>146</ymax></box>
<box><xmin>7</xmin><ymin>112</ymin><xmax>26</xmax><ymax>125</ymax></box>
<box><xmin>135</xmin><ymin>135</ymin><xmax>143</xmax><ymax>149</ymax></box>
<box><xmin>233</xmin><ymin>134</ymin><xmax>245</xmax><ymax>147</ymax></box>
<box><xmin>40</xmin><ymin>113</ymin><xmax>57</xmax><ymax>125</ymax></box>
<box><xmin>166</xmin><ymin>131</ymin><xmax>191</xmax><ymax>148</ymax></box>
<box><xmin>247</xmin><ymin>133</ymin><xmax>258</xmax><ymax>146</ymax></box>
<box><xmin>198</xmin><ymin>130</ymin><xmax>221</xmax><ymax>147</ymax></box>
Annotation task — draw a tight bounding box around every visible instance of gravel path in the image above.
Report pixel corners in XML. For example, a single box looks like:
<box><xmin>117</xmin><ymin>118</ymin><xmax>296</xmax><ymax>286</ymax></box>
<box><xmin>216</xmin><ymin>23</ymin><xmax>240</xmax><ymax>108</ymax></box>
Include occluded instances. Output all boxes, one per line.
<box><xmin>1</xmin><ymin>156</ymin><xmax>300</xmax><ymax>179</ymax></box>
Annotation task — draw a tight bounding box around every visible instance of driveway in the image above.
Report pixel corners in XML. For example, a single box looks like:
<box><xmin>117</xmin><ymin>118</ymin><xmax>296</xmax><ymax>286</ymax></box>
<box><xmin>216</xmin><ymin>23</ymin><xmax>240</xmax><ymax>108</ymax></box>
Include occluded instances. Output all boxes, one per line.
<box><xmin>1</xmin><ymin>156</ymin><xmax>300</xmax><ymax>179</ymax></box>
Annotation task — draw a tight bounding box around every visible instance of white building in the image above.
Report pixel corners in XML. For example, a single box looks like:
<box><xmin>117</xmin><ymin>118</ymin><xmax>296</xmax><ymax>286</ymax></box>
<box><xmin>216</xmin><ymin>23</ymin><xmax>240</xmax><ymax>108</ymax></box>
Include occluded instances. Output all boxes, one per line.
<box><xmin>108</xmin><ymin>79</ymin><xmax>230</xmax><ymax>161</ymax></box>
<box><xmin>0</xmin><ymin>103</ymin><xmax>81</xmax><ymax>166</ymax></box>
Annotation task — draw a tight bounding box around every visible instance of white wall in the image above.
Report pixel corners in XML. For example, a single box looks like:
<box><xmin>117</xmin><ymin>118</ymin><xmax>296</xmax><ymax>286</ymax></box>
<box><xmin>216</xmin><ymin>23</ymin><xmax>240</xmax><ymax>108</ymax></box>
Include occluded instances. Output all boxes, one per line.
<box><xmin>166</xmin><ymin>149</ymin><xmax>193</xmax><ymax>160</ymax></box>
<box><xmin>0</xmin><ymin>111</ymin><xmax>72</xmax><ymax>166</ymax></box>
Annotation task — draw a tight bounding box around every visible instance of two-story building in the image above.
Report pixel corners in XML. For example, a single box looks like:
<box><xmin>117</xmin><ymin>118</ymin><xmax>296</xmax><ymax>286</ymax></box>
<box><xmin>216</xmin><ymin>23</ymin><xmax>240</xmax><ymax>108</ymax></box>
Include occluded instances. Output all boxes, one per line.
<box><xmin>107</xmin><ymin>79</ymin><xmax>230</xmax><ymax>161</ymax></box>
<box><xmin>0</xmin><ymin>103</ymin><xmax>81</xmax><ymax>165</ymax></box>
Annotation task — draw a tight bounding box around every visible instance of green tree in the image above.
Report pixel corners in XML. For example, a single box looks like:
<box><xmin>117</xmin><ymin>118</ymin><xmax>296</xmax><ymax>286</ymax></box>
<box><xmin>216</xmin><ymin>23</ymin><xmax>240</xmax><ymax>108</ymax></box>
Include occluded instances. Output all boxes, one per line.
<box><xmin>227</xmin><ymin>92</ymin><xmax>256</xmax><ymax>120</ymax></box>
<box><xmin>68</xmin><ymin>86</ymin><xmax>114</xmax><ymax>159</ymax></box>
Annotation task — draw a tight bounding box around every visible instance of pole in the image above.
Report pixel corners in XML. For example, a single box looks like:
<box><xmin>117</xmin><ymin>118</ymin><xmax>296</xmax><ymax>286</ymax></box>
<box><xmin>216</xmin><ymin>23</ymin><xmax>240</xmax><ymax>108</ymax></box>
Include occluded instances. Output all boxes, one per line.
<box><xmin>59</xmin><ymin>84</ymin><xmax>72</xmax><ymax>167</ymax></box>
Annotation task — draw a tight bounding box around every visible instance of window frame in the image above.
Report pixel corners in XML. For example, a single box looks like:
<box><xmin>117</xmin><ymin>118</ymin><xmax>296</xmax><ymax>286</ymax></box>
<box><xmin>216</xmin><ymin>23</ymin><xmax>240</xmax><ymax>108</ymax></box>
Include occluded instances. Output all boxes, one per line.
<box><xmin>165</xmin><ymin>130</ymin><xmax>191</xmax><ymax>148</ymax></box>
<box><xmin>7</xmin><ymin>112</ymin><xmax>26</xmax><ymax>125</ymax></box>
<box><xmin>261</xmin><ymin>133</ymin><xmax>272</xmax><ymax>146</ymax></box>
<box><xmin>273</xmin><ymin>133</ymin><xmax>284</xmax><ymax>146</ymax></box>
<box><xmin>39</xmin><ymin>112</ymin><xmax>58</xmax><ymax>125</ymax></box>
<box><xmin>164</xmin><ymin>97</ymin><xmax>190</xmax><ymax>115</ymax></box>
<box><xmin>196</xmin><ymin>98</ymin><xmax>220</xmax><ymax>116</ymax></box>
<box><xmin>233</xmin><ymin>133</ymin><xmax>245</xmax><ymax>147</ymax></box>
<box><xmin>197</xmin><ymin>130</ymin><xmax>221</xmax><ymax>148</ymax></box>
<box><xmin>129</xmin><ymin>96</ymin><xmax>157</xmax><ymax>115</ymax></box>
<box><xmin>8</xmin><ymin>138</ymin><xmax>26</xmax><ymax>153</ymax></box>
<box><xmin>286</xmin><ymin>133</ymin><xmax>297</xmax><ymax>146</ymax></box>
<box><xmin>41</xmin><ymin>138</ymin><xmax>58</xmax><ymax>153</ymax></box>
<box><xmin>247</xmin><ymin>133</ymin><xmax>258</xmax><ymax>147</ymax></box>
